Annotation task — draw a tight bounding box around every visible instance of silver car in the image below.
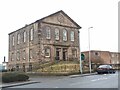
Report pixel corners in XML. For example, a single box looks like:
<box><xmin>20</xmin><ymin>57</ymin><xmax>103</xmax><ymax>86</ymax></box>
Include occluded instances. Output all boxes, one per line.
<box><xmin>96</xmin><ymin>65</ymin><xmax>115</xmax><ymax>74</ymax></box>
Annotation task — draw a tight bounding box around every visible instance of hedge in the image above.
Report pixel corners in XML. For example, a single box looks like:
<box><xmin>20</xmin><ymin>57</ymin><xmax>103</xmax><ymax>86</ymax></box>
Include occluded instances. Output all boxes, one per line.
<box><xmin>2</xmin><ymin>72</ymin><xmax>29</xmax><ymax>83</ymax></box>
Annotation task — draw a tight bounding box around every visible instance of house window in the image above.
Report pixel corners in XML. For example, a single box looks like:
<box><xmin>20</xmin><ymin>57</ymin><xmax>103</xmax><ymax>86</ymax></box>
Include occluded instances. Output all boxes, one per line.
<box><xmin>63</xmin><ymin>29</ymin><xmax>67</xmax><ymax>41</ymax></box>
<box><xmin>55</xmin><ymin>28</ymin><xmax>59</xmax><ymax>40</ymax></box>
<box><xmin>72</xmin><ymin>49</ymin><xmax>77</xmax><ymax>57</ymax></box>
<box><xmin>71</xmin><ymin>31</ymin><xmax>74</xmax><ymax>41</ymax></box>
<box><xmin>116</xmin><ymin>54</ymin><xmax>118</xmax><ymax>57</ymax></box>
<box><xmin>112</xmin><ymin>61</ymin><xmax>115</xmax><ymax>64</ymax></box>
<box><xmin>12</xmin><ymin>36</ymin><xmax>15</xmax><ymax>46</ymax></box>
<box><xmin>30</xmin><ymin>28</ymin><xmax>34</xmax><ymax>41</ymax></box>
<box><xmin>22</xmin><ymin>50</ymin><xmax>26</xmax><ymax>60</ymax></box>
<box><xmin>117</xmin><ymin>61</ymin><xmax>119</xmax><ymax>64</ymax></box>
<box><xmin>30</xmin><ymin>49</ymin><xmax>33</xmax><ymax>59</ymax></box>
<box><xmin>16</xmin><ymin>64</ymin><xmax>19</xmax><ymax>71</ymax></box>
<box><xmin>95</xmin><ymin>52</ymin><xmax>99</xmax><ymax>56</ymax></box>
<box><xmin>17</xmin><ymin>34</ymin><xmax>20</xmax><ymax>44</ymax></box>
<box><xmin>11</xmin><ymin>53</ymin><xmax>14</xmax><ymax>61</ymax></box>
<box><xmin>29</xmin><ymin>63</ymin><xmax>32</xmax><ymax>71</ymax></box>
<box><xmin>23</xmin><ymin>31</ymin><xmax>26</xmax><ymax>42</ymax></box>
<box><xmin>17</xmin><ymin>51</ymin><xmax>20</xmax><ymax>60</ymax></box>
<box><xmin>111</xmin><ymin>54</ymin><xmax>114</xmax><ymax>57</ymax></box>
<box><xmin>46</xmin><ymin>27</ymin><xmax>51</xmax><ymax>39</ymax></box>
<box><xmin>45</xmin><ymin>48</ymin><xmax>50</xmax><ymax>57</ymax></box>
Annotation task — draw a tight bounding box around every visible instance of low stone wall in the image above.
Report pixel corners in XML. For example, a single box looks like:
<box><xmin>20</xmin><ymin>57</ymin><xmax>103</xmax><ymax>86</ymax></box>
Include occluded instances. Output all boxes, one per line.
<box><xmin>26</xmin><ymin>72</ymin><xmax>80</xmax><ymax>76</ymax></box>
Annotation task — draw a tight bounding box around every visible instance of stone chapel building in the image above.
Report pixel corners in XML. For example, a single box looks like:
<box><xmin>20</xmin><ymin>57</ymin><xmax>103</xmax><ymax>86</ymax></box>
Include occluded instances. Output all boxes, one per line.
<box><xmin>8</xmin><ymin>10</ymin><xmax>81</xmax><ymax>72</ymax></box>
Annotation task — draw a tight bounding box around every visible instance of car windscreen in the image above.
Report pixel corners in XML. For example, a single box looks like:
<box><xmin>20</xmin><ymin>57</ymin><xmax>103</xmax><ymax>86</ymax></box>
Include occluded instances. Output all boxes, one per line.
<box><xmin>98</xmin><ymin>65</ymin><xmax>112</xmax><ymax>68</ymax></box>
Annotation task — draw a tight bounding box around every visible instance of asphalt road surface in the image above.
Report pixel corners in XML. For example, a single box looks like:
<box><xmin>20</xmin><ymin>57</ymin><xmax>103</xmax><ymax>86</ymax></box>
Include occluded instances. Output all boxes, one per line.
<box><xmin>6</xmin><ymin>71</ymin><xmax>119</xmax><ymax>88</ymax></box>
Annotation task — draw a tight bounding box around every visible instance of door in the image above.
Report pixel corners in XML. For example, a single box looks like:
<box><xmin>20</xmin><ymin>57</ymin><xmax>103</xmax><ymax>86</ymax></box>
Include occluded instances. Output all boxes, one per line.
<box><xmin>63</xmin><ymin>48</ymin><xmax>67</xmax><ymax>60</ymax></box>
<box><xmin>63</xmin><ymin>51</ymin><xmax>66</xmax><ymax>60</ymax></box>
<box><xmin>23</xmin><ymin>63</ymin><xmax>25</xmax><ymax>72</ymax></box>
<box><xmin>56</xmin><ymin>48</ymin><xmax>60</xmax><ymax>60</ymax></box>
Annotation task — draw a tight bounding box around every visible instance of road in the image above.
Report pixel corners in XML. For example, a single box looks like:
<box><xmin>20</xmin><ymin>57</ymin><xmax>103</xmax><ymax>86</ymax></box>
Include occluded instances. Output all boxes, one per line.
<box><xmin>4</xmin><ymin>71</ymin><xmax>119</xmax><ymax>89</ymax></box>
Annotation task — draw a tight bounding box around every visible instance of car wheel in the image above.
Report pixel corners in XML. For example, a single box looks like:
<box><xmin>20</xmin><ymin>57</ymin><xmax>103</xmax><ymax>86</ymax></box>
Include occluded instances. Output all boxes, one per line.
<box><xmin>97</xmin><ymin>72</ymin><xmax>101</xmax><ymax>74</ymax></box>
<box><xmin>110</xmin><ymin>72</ymin><xmax>112</xmax><ymax>74</ymax></box>
<box><xmin>113</xmin><ymin>71</ymin><xmax>115</xmax><ymax>74</ymax></box>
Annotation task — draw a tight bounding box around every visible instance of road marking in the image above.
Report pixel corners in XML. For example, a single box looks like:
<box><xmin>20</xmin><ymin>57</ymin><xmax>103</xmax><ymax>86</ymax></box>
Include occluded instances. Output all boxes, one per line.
<box><xmin>70</xmin><ymin>82</ymin><xmax>81</xmax><ymax>86</ymax></box>
<box><xmin>54</xmin><ymin>86</ymin><xmax>59</xmax><ymax>88</ymax></box>
<box><xmin>91</xmin><ymin>77</ymin><xmax>107</xmax><ymax>82</ymax></box>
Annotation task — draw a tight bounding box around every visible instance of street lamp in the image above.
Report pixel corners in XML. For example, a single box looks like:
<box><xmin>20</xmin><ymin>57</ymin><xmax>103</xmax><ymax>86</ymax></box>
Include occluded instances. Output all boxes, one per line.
<box><xmin>88</xmin><ymin>27</ymin><xmax>93</xmax><ymax>73</ymax></box>
<box><xmin>79</xmin><ymin>30</ymin><xmax>82</xmax><ymax>74</ymax></box>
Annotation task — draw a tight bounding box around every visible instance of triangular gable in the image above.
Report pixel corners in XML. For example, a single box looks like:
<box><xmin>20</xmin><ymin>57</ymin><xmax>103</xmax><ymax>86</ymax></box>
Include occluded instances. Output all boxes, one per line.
<box><xmin>40</xmin><ymin>10</ymin><xmax>81</xmax><ymax>29</ymax></box>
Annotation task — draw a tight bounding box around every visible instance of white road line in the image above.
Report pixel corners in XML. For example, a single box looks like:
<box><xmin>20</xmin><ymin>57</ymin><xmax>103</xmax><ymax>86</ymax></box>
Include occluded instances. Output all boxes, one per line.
<box><xmin>70</xmin><ymin>82</ymin><xmax>81</xmax><ymax>86</ymax></box>
<box><xmin>91</xmin><ymin>77</ymin><xmax>107</xmax><ymax>82</ymax></box>
<box><xmin>54</xmin><ymin>86</ymin><xmax>59</xmax><ymax>88</ymax></box>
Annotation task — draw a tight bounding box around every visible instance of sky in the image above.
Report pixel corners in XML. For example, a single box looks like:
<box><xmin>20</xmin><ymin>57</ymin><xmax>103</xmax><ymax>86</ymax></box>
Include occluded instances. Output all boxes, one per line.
<box><xmin>0</xmin><ymin>0</ymin><xmax>119</xmax><ymax>63</ymax></box>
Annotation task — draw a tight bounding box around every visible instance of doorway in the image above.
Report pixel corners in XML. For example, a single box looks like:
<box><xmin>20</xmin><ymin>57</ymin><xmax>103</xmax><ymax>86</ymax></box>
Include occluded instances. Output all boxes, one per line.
<box><xmin>56</xmin><ymin>48</ymin><xmax>60</xmax><ymax>60</ymax></box>
<box><xmin>23</xmin><ymin>63</ymin><xmax>25</xmax><ymax>72</ymax></box>
<box><xmin>63</xmin><ymin>48</ymin><xmax>67</xmax><ymax>60</ymax></box>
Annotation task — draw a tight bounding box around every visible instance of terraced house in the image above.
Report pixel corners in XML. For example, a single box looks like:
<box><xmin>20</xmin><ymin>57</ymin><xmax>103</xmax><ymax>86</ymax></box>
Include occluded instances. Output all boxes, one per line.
<box><xmin>8</xmin><ymin>10</ymin><xmax>81</xmax><ymax>72</ymax></box>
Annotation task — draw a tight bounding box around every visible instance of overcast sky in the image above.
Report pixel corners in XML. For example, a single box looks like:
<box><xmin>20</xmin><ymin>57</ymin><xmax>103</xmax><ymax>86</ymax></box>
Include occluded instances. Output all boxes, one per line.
<box><xmin>0</xmin><ymin>0</ymin><xmax>118</xmax><ymax>63</ymax></box>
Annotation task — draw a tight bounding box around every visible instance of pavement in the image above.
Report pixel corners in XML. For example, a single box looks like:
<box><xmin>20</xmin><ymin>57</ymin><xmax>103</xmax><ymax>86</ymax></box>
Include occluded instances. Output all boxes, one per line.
<box><xmin>0</xmin><ymin>72</ymin><xmax>97</xmax><ymax>89</ymax></box>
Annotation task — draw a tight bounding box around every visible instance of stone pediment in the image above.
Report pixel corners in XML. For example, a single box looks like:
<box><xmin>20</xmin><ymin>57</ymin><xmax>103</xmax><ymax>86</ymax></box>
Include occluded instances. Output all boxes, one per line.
<box><xmin>40</xmin><ymin>10</ymin><xmax>81</xmax><ymax>29</ymax></box>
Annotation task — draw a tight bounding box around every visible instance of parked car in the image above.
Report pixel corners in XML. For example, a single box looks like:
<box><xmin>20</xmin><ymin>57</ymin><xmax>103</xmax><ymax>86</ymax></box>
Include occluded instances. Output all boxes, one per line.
<box><xmin>96</xmin><ymin>65</ymin><xmax>115</xmax><ymax>74</ymax></box>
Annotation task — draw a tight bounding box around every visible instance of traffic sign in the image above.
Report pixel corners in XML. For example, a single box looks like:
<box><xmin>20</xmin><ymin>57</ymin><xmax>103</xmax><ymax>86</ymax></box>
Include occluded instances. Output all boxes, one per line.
<box><xmin>81</xmin><ymin>53</ymin><xmax>85</xmax><ymax>60</ymax></box>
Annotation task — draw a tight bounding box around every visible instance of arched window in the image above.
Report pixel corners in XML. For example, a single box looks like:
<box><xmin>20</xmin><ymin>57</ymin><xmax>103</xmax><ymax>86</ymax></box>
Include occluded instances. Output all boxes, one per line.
<box><xmin>55</xmin><ymin>28</ymin><xmax>59</xmax><ymax>40</ymax></box>
<box><xmin>11</xmin><ymin>53</ymin><xmax>14</xmax><ymax>61</ymax></box>
<box><xmin>12</xmin><ymin>36</ymin><xmax>15</xmax><ymax>46</ymax></box>
<box><xmin>22</xmin><ymin>50</ymin><xmax>26</xmax><ymax>60</ymax></box>
<box><xmin>72</xmin><ymin>49</ymin><xmax>77</xmax><ymax>57</ymax></box>
<box><xmin>17</xmin><ymin>51</ymin><xmax>20</xmax><ymax>60</ymax></box>
<box><xmin>30</xmin><ymin>49</ymin><xmax>33</xmax><ymax>59</ymax></box>
<box><xmin>30</xmin><ymin>28</ymin><xmax>34</xmax><ymax>41</ymax></box>
<box><xmin>71</xmin><ymin>31</ymin><xmax>74</xmax><ymax>41</ymax></box>
<box><xmin>63</xmin><ymin>29</ymin><xmax>67</xmax><ymax>41</ymax></box>
<box><xmin>45</xmin><ymin>47</ymin><xmax>50</xmax><ymax>57</ymax></box>
<box><xmin>17</xmin><ymin>33</ymin><xmax>20</xmax><ymax>44</ymax></box>
<box><xmin>46</xmin><ymin>26</ymin><xmax>51</xmax><ymax>39</ymax></box>
<box><xmin>23</xmin><ymin>31</ymin><xmax>26</xmax><ymax>42</ymax></box>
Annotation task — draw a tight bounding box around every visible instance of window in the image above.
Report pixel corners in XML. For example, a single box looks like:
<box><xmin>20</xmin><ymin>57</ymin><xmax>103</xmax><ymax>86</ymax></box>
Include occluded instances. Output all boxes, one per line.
<box><xmin>112</xmin><ymin>61</ymin><xmax>115</xmax><ymax>64</ymax></box>
<box><xmin>30</xmin><ymin>49</ymin><xmax>33</xmax><ymax>59</ymax></box>
<box><xmin>16</xmin><ymin>64</ymin><xmax>19</xmax><ymax>71</ymax></box>
<box><xmin>17</xmin><ymin>34</ymin><xmax>20</xmax><ymax>44</ymax></box>
<box><xmin>71</xmin><ymin>31</ymin><xmax>74</xmax><ymax>41</ymax></box>
<box><xmin>46</xmin><ymin>27</ymin><xmax>51</xmax><ymax>39</ymax></box>
<box><xmin>12</xmin><ymin>36</ymin><xmax>15</xmax><ymax>46</ymax></box>
<box><xmin>72</xmin><ymin>49</ymin><xmax>77</xmax><ymax>57</ymax></box>
<box><xmin>17</xmin><ymin>51</ymin><xmax>20</xmax><ymax>60</ymax></box>
<box><xmin>22</xmin><ymin>50</ymin><xmax>26</xmax><ymax>60</ymax></box>
<box><xmin>11</xmin><ymin>53</ymin><xmax>14</xmax><ymax>61</ymax></box>
<box><xmin>116</xmin><ymin>54</ymin><xmax>118</xmax><ymax>57</ymax></box>
<box><xmin>45</xmin><ymin>48</ymin><xmax>50</xmax><ymax>57</ymax></box>
<box><xmin>63</xmin><ymin>29</ymin><xmax>67</xmax><ymax>41</ymax></box>
<box><xmin>29</xmin><ymin>63</ymin><xmax>32</xmax><ymax>71</ymax></box>
<box><xmin>30</xmin><ymin>28</ymin><xmax>34</xmax><ymax>41</ymax></box>
<box><xmin>95</xmin><ymin>52</ymin><xmax>99</xmax><ymax>56</ymax></box>
<box><xmin>55</xmin><ymin>28</ymin><xmax>59</xmax><ymax>40</ymax></box>
<box><xmin>23</xmin><ymin>31</ymin><xmax>26</xmax><ymax>42</ymax></box>
<box><xmin>117</xmin><ymin>61</ymin><xmax>119</xmax><ymax>64</ymax></box>
<box><xmin>111</xmin><ymin>54</ymin><xmax>114</xmax><ymax>57</ymax></box>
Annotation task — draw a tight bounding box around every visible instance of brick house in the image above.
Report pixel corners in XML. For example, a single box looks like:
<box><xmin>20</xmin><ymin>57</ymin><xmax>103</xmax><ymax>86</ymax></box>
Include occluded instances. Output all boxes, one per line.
<box><xmin>8</xmin><ymin>10</ymin><xmax>81</xmax><ymax>72</ymax></box>
<box><xmin>81</xmin><ymin>50</ymin><xmax>120</xmax><ymax>69</ymax></box>
<box><xmin>110</xmin><ymin>52</ymin><xmax>120</xmax><ymax>69</ymax></box>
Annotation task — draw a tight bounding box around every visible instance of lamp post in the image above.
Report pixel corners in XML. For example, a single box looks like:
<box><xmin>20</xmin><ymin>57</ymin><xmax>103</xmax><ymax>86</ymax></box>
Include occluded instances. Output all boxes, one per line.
<box><xmin>79</xmin><ymin>30</ymin><xmax>82</xmax><ymax>74</ymax></box>
<box><xmin>88</xmin><ymin>27</ymin><xmax>93</xmax><ymax>73</ymax></box>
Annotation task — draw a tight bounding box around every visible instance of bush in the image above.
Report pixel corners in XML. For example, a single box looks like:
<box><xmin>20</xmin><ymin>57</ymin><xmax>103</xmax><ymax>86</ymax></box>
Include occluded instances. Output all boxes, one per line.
<box><xmin>16</xmin><ymin>74</ymin><xmax>29</xmax><ymax>81</ymax></box>
<box><xmin>2</xmin><ymin>72</ymin><xmax>29</xmax><ymax>83</ymax></box>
